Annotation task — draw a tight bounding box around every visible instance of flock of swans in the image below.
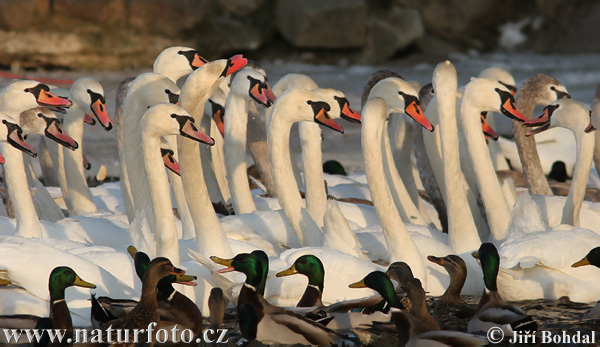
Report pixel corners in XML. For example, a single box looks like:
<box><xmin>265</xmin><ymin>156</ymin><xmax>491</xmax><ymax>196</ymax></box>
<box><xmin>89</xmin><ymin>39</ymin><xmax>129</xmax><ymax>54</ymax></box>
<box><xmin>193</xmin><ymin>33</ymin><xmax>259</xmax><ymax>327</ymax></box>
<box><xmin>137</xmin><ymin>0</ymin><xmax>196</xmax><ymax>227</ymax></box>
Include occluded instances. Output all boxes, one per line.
<box><xmin>0</xmin><ymin>46</ymin><xmax>600</xmax><ymax>344</ymax></box>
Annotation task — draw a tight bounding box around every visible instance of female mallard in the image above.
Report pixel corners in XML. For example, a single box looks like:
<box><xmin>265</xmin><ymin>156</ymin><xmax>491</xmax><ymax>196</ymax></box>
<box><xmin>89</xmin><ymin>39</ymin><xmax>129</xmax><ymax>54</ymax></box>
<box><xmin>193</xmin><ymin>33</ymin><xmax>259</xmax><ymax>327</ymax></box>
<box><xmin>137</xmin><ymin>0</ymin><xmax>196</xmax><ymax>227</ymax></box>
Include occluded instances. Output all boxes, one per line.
<box><xmin>100</xmin><ymin>258</ymin><xmax>185</xmax><ymax>342</ymax></box>
<box><xmin>0</xmin><ymin>267</ymin><xmax>95</xmax><ymax>342</ymax></box>
<box><xmin>468</xmin><ymin>243</ymin><xmax>538</xmax><ymax>337</ymax></box>
<box><xmin>276</xmin><ymin>254</ymin><xmax>324</xmax><ymax>307</ymax></box>
<box><xmin>427</xmin><ymin>255</ymin><xmax>467</xmax><ymax>308</ymax></box>
<box><xmin>350</xmin><ymin>271</ymin><xmax>486</xmax><ymax>347</ymax></box>
<box><xmin>92</xmin><ymin>247</ymin><xmax>201</xmax><ymax>336</ymax></box>
<box><xmin>211</xmin><ymin>253</ymin><xmax>356</xmax><ymax>345</ymax></box>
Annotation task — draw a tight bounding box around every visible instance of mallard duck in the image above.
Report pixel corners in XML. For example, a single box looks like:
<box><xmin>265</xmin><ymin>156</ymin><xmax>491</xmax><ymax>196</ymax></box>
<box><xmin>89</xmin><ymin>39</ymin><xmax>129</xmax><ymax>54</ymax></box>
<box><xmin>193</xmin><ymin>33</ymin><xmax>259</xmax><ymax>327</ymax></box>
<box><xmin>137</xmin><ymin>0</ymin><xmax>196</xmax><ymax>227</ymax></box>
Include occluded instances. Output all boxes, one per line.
<box><xmin>0</xmin><ymin>267</ymin><xmax>95</xmax><ymax>342</ymax></box>
<box><xmin>404</xmin><ymin>278</ymin><xmax>439</xmax><ymax>331</ymax></box>
<box><xmin>427</xmin><ymin>255</ymin><xmax>467</xmax><ymax>308</ymax></box>
<box><xmin>208</xmin><ymin>287</ymin><xmax>227</xmax><ymax>329</ymax></box>
<box><xmin>211</xmin><ymin>253</ymin><xmax>356</xmax><ymax>345</ymax></box>
<box><xmin>468</xmin><ymin>243</ymin><xmax>538</xmax><ymax>338</ymax></box>
<box><xmin>572</xmin><ymin>247</ymin><xmax>600</xmax><ymax>317</ymax></box>
<box><xmin>276</xmin><ymin>254</ymin><xmax>324</xmax><ymax>307</ymax></box>
<box><xmin>92</xmin><ymin>247</ymin><xmax>201</xmax><ymax>336</ymax></box>
<box><xmin>100</xmin><ymin>258</ymin><xmax>185</xmax><ymax>342</ymax></box>
<box><xmin>350</xmin><ymin>271</ymin><xmax>486</xmax><ymax>347</ymax></box>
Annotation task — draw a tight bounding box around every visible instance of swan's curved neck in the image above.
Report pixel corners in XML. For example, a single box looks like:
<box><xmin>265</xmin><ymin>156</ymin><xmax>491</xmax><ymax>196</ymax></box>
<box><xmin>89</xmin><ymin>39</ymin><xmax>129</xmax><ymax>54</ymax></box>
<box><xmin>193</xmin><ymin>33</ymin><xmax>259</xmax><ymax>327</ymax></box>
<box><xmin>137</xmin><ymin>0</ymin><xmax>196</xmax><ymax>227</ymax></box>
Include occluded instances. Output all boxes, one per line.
<box><xmin>62</xmin><ymin>106</ymin><xmax>97</xmax><ymax>214</ymax></box>
<box><xmin>434</xmin><ymin>65</ymin><xmax>481</xmax><ymax>252</ymax></box>
<box><xmin>142</xmin><ymin>130</ymin><xmax>181</xmax><ymax>266</ymax></box>
<box><xmin>362</xmin><ymin>98</ymin><xmax>427</xmax><ymax>284</ymax></box>
<box><xmin>299</xmin><ymin>122</ymin><xmax>327</xmax><ymax>227</ymax></box>
<box><xmin>225</xmin><ymin>91</ymin><xmax>256</xmax><ymax>214</ymax></box>
<box><xmin>268</xmin><ymin>111</ymin><xmax>323</xmax><ymax>246</ymax></box>
<box><xmin>1</xmin><ymin>144</ymin><xmax>43</xmax><ymax>237</ymax></box>
<box><xmin>178</xmin><ymin>67</ymin><xmax>233</xmax><ymax>257</ymax></box>
<box><xmin>460</xmin><ymin>96</ymin><xmax>511</xmax><ymax>242</ymax></box>
<box><xmin>562</xmin><ymin>130</ymin><xmax>594</xmax><ymax>226</ymax></box>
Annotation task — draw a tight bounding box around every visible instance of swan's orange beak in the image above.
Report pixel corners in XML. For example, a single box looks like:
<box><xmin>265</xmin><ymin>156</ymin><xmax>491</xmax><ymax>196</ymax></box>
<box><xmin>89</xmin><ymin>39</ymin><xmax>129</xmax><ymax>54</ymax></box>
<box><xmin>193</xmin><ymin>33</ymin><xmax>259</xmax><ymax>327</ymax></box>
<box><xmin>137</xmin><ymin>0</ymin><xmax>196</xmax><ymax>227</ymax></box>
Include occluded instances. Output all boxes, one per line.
<box><xmin>4</xmin><ymin>120</ymin><xmax>37</xmax><ymax>157</ymax></box>
<box><xmin>585</xmin><ymin>110</ymin><xmax>596</xmax><ymax>133</ymax></box>
<box><xmin>37</xmin><ymin>88</ymin><xmax>73</xmax><ymax>108</ymax></box>
<box><xmin>83</xmin><ymin>114</ymin><xmax>96</xmax><ymax>126</ymax></box>
<box><xmin>498</xmin><ymin>89</ymin><xmax>527</xmax><ymax>122</ymax></box>
<box><xmin>214</xmin><ymin>110</ymin><xmax>225</xmax><ymax>137</ymax></box>
<box><xmin>249</xmin><ymin>82</ymin><xmax>273</xmax><ymax>107</ymax></box>
<box><xmin>265</xmin><ymin>82</ymin><xmax>276</xmax><ymax>103</ymax></box>
<box><xmin>175</xmin><ymin>115</ymin><xmax>215</xmax><ymax>145</ymax></box>
<box><xmin>191</xmin><ymin>53</ymin><xmax>208</xmax><ymax>69</ymax></box>
<box><xmin>523</xmin><ymin>104</ymin><xmax>558</xmax><ymax>136</ymax></box>
<box><xmin>0</xmin><ymin>153</ymin><xmax>4</xmax><ymax>165</ymax></box>
<box><xmin>480</xmin><ymin>113</ymin><xmax>498</xmax><ymax>141</ymax></box>
<box><xmin>44</xmin><ymin>118</ymin><xmax>79</xmax><ymax>151</ymax></box>
<box><xmin>161</xmin><ymin>148</ymin><xmax>180</xmax><ymax>176</ymax></box>
<box><xmin>311</xmin><ymin>101</ymin><xmax>343</xmax><ymax>134</ymax></box>
<box><xmin>340</xmin><ymin>102</ymin><xmax>361</xmax><ymax>124</ymax></box>
<box><xmin>402</xmin><ymin>94</ymin><xmax>433</xmax><ymax>131</ymax></box>
<box><xmin>91</xmin><ymin>97</ymin><xmax>113</xmax><ymax>131</ymax></box>
<box><xmin>224</xmin><ymin>54</ymin><xmax>248</xmax><ymax>77</ymax></box>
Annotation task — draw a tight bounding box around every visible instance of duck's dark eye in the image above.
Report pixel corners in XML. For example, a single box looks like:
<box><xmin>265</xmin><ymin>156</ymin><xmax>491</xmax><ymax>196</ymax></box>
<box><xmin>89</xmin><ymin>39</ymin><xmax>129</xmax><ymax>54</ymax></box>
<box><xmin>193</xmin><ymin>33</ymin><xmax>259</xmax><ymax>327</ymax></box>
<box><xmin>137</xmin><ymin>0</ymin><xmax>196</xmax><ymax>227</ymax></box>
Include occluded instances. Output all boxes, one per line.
<box><xmin>37</xmin><ymin>113</ymin><xmax>43</xmax><ymax>118</ymax></box>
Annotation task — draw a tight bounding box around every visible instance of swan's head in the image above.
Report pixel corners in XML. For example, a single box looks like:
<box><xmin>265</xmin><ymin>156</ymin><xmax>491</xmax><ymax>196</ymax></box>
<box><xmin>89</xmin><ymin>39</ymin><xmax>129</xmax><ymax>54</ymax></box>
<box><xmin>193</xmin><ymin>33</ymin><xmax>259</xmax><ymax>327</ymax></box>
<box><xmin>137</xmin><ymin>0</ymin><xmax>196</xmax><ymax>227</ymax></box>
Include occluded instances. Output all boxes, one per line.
<box><xmin>142</xmin><ymin>103</ymin><xmax>215</xmax><ymax>145</ymax></box>
<box><xmin>478</xmin><ymin>67</ymin><xmax>517</xmax><ymax>96</ymax></box>
<box><xmin>206</xmin><ymin>88</ymin><xmax>226</xmax><ymax>137</ymax></box>
<box><xmin>315</xmin><ymin>88</ymin><xmax>361</xmax><ymax>124</ymax></box>
<box><xmin>2</xmin><ymin>80</ymin><xmax>72</xmax><ymax>114</ymax></box>
<box><xmin>520</xmin><ymin>74</ymin><xmax>570</xmax><ymax>106</ymax></box>
<box><xmin>231</xmin><ymin>67</ymin><xmax>276</xmax><ymax>108</ymax></box>
<box><xmin>369</xmin><ymin>77</ymin><xmax>433</xmax><ymax>132</ymax></box>
<box><xmin>126</xmin><ymin>73</ymin><xmax>180</xmax><ymax>111</ymax></box>
<box><xmin>0</xmin><ymin>113</ymin><xmax>37</xmax><ymax>158</ymax></box>
<box><xmin>70</xmin><ymin>77</ymin><xmax>113</xmax><ymax>131</ymax></box>
<box><xmin>160</xmin><ymin>144</ymin><xmax>180</xmax><ymax>176</ymax></box>
<box><xmin>221</xmin><ymin>54</ymin><xmax>248</xmax><ymax>77</ymax></box>
<box><xmin>462</xmin><ymin>78</ymin><xmax>527</xmax><ymax>122</ymax></box>
<box><xmin>524</xmin><ymin>99</ymin><xmax>591</xmax><ymax>136</ymax></box>
<box><xmin>153</xmin><ymin>46</ymin><xmax>208</xmax><ymax>82</ymax></box>
<box><xmin>20</xmin><ymin>107</ymin><xmax>79</xmax><ymax>150</ymax></box>
<box><xmin>273</xmin><ymin>89</ymin><xmax>343</xmax><ymax>133</ymax></box>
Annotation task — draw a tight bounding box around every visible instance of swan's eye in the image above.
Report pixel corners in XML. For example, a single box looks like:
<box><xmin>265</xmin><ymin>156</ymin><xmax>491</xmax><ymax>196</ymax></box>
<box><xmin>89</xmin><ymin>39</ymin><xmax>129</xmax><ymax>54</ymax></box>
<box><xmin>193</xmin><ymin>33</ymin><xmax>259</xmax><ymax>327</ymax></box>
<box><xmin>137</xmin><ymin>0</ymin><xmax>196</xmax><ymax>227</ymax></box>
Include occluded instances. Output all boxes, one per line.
<box><xmin>2</xmin><ymin>120</ymin><xmax>6</xmax><ymax>124</ymax></box>
<box><xmin>24</xmin><ymin>88</ymin><xmax>29</xmax><ymax>93</ymax></box>
<box><xmin>306</xmin><ymin>101</ymin><xmax>312</xmax><ymax>105</ymax></box>
<box><xmin>37</xmin><ymin>113</ymin><xmax>43</xmax><ymax>118</ymax></box>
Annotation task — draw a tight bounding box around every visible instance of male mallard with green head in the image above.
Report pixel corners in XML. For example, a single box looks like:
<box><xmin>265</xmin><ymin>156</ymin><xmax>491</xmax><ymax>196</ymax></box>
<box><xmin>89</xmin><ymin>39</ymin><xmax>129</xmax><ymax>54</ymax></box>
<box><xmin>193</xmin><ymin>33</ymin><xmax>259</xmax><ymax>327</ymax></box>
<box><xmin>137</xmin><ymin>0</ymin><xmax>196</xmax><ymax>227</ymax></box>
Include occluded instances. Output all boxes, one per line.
<box><xmin>211</xmin><ymin>252</ymin><xmax>356</xmax><ymax>345</ymax></box>
<box><xmin>468</xmin><ymin>243</ymin><xmax>538</xmax><ymax>338</ymax></box>
<box><xmin>276</xmin><ymin>254</ymin><xmax>325</xmax><ymax>307</ymax></box>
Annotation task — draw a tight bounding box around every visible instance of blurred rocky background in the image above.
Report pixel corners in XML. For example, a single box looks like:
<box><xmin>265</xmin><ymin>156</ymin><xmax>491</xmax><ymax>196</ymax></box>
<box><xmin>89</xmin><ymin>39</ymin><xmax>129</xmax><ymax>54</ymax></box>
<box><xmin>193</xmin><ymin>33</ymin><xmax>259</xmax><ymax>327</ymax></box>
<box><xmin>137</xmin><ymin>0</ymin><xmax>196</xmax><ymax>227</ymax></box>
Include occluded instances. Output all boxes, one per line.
<box><xmin>0</xmin><ymin>0</ymin><xmax>598</xmax><ymax>71</ymax></box>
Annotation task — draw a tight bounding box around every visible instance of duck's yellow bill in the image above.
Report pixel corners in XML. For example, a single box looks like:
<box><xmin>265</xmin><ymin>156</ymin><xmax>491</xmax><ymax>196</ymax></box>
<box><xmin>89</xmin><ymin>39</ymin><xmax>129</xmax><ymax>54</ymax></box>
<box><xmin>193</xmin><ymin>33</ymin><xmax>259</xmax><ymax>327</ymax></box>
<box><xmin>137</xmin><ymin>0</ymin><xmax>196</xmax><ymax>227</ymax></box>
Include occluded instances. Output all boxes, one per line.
<box><xmin>471</xmin><ymin>251</ymin><xmax>480</xmax><ymax>259</ymax></box>
<box><xmin>427</xmin><ymin>255</ymin><xmax>443</xmax><ymax>266</ymax></box>
<box><xmin>175</xmin><ymin>274</ymin><xmax>197</xmax><ymax>286</ymax></box>
<box><xmin>0</xmin><ymin>279</ymin><xmax>11</xmax><ymax>286</ymax></box>
<box><xmin>74</xmin><ymin>276</ymin><xmax>96</xmax><ymax>289</ymax></box>
<box><xmin>127</xmin><ymin>246</ymin><xmax>138</xmax><ymax>259</ymax></box>
<box><xmin>276</xmin><ymin>265</ymin><xmax>298</xmax><ymax>277</ymax></box>
<box><xmin>210</xmin><ymin>256</ymin><xmax>233</xmax><ymax>267</ymax></box>
<box><xmin>349</xmin><ymin>279</ymin><xmax>367</xmax><ymax>288</ymax></box>
<box><xmin>572</xmin><ymin>257</ymin><xmax>590</xmax><ymax>268</ymax></box>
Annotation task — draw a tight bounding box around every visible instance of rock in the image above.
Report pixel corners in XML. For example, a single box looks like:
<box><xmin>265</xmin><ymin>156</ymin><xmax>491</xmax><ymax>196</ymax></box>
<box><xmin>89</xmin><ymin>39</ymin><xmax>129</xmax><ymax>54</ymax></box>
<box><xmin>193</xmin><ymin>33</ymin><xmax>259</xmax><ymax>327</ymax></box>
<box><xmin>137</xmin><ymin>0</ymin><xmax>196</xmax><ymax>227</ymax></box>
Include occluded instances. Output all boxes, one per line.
<box><xmin>50</xmin><ymin>0</ymin><xmax>124</xmax><ymax>28</ymax></box>
<box><xmin>275</xmin><ymin>0</ymin><xmax>366</xmax><ymax>48</ymax></box>
<box><xmin>219</xmin><ymin>0</ymin><xmax>265</xmax><ymax>16</ymax></box>
<box><xmin>128</xmin><ymin>0</ymin><xmax>208</xmax><ymax>37</ymax></box>
<box><xmin>363</xmin><ymin>7</ymin><xmax>424</xmax><ymax>62</ymax></box>
<box><xmin>417</xmin><ymin>35</ymin><xmax>459</xmax><ymax>57</ymax></box>
<box><xmin>195</xmin><ymin>16</ymin><xmax>266</xmax><ymax>56</ymax></box>
<box><xmin>0</xmin><ymin>0</ymin><xmax>37</xmax><ymax>31</ymax></box>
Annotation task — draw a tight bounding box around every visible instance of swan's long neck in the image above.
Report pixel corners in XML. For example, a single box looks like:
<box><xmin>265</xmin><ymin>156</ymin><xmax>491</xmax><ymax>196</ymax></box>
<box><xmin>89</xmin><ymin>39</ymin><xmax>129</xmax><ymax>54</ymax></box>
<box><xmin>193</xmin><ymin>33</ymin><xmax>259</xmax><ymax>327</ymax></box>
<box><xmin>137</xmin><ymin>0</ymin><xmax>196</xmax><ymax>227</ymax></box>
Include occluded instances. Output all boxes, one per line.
<box><xmin>362</xmin><ymin>98</ymin><xmax>427</xmax><ymax>285</ymax></box>
<box><xmin>163</xmin><ymin>135</ymin><xmax>195</xmax><ymax>239</ymax></box>
<box><xmin>268</xmin><ymin>112</ymin><xmax>323</xmax><ymax>246</ymax></box>
<box><xmin>299</xmin><ymin>122</ymin><xmax>327</xmax><ymax>226</ymax></box>
<box><xmin>62</xmin><ymin>107</ymin><xmax>97</xmax><ymax>214</ymax></box>
<box><xmin>225</xmin><ymin>91</ymin><xmax>256</xmax><ymax>214</ymax></box>
<box><xmin>178</xmin><ymin>67</ymin><xmax>232</xmax><ymax>257</ymax></box>
<box><xmin>460</xmin><ymin>97</ymin><xmax>511</xmax><ymax>242</ymax></box>
<box><xmin>382</xmin><ymin>124</ymin><xmax>427</xmax><ymax>225</ymax></box>
<box><xmin>44</xmin><ymin>137</ymin><xmax>69</xmax><ymax>210</ymax></box>
<box><xmin>562</xmin><ymin>130</ymin><xmax>594</xmax><ymax>227</ymax></box>
<box><xmin>1</xmin><ymin>143</ymin><xmax>43</xmax><ymax>237</ymax></box>
<box><xmin>142</xmin><ymin>131</ymin><xmax>181</xmax><ymax>266</ymax></box>
<box><xmin>434</xmin><ymin>64</ymin><xmax>481</xmax><ymax>252</ymax></box>
<box><xmin>513</xmin><ymin>90</ymin><xmax>553</xmax><ymax>195</ymax></box>
<box><xmin>123</xmin><ymin>97</ymin><xmax>155</xmax><ymax>233</ymax></box>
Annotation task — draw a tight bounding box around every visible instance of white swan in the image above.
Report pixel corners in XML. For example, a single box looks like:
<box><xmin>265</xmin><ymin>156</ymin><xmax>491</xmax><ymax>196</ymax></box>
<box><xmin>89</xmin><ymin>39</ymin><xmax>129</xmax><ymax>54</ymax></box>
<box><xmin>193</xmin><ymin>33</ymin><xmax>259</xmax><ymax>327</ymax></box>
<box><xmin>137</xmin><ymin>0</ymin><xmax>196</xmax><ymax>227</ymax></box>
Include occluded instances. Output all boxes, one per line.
<box><xmin>0</xmin><ymin>80</ymin><xmax>73</xmax><ymax>238</ymax></box>
<box><xmin>140</xmin><ymin>103</ymin><xmax>215</xmax><ymax>265</ymax></box>
<box><xmin>459</xmin><ymin>77</ymin><xmax>528</xmax><ymax>242</ymax></box>
<box><xmin>225</xmin><ymin>67</ymin><xmax>275</xmax><ymax>215</ymax></box>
